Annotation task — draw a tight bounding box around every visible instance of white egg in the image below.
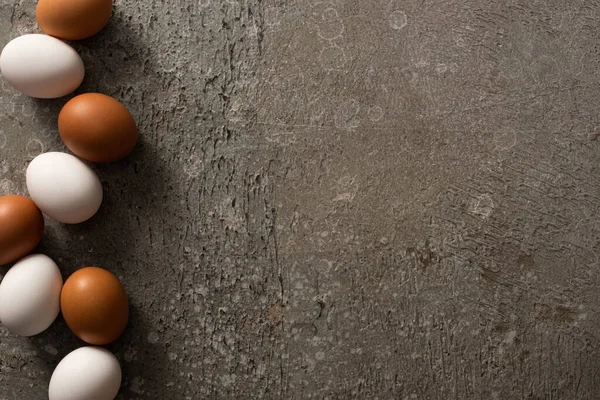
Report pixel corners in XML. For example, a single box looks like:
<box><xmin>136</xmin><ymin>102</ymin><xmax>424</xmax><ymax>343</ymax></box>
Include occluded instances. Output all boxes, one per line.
<box><xmin>0</xmin><ymin>254</ymin><xmax>62</xmax><ymax>336</ymax></box>
<box><xmin>0</xmin><ymin>34</ymin><xmax>84</xmax><ymax>98</ymax></box>
<box><xmin>27</xmin><ymin>152</ymin><xmax>103</xmax><ymax>224</ymax></box>
<box><xmin>49</xmin><ymin>347</ymin><xmax>122</xmax><ymax>400</ymax></box>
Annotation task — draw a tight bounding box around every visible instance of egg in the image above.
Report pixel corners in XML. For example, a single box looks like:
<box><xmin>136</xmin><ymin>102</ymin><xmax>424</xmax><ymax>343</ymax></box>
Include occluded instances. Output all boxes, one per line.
<box><xmin>49</xmin><ymin>346</ymin><xmax>121</xmax><ymax>400</ymax></box>
<box><xmin>61</xmin><ymin>267</ymin><xmax>129</xmax><ymax>345</ymax></box>
<box><xmin>0</xmin><ymin>254</ymin><xmax>62</xmax><ymax>336</ymax></box>
<box><xmin>36</xmin><ymin>0</ymin><xmax>112</xmax><ymax>41</ymax></box>
<box><xmin>0</xmin><ymin>195</ymin><xmax>44</xmax><ymax>265</ymax></box>
<box><xmin>59</xmin><ymin>93</ymin><xmax>138</xmax><ymax>163</ymax></box>
<box><xmin>0</xmin><ymin>34</ymin><xmax>84</xmax><ymax>98</ymax></box>
<box><xmin>26</xmin><ymin>152</ymin><xmax>103</xmax><ymax>224</ymax></box>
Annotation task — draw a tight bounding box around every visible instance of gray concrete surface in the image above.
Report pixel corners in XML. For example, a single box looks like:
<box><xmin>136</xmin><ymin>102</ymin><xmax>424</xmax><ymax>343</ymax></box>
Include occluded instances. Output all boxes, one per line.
<box><xmin>1</xmin><ymin>0</ymin><xmax>600</xmax><ymax>398</ymax></box>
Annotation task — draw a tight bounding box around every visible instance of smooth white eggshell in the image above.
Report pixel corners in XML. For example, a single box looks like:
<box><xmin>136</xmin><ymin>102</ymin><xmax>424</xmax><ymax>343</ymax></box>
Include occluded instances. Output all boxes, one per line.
<box><xmin>49</xmin><ymin>347</ymin><xmax>122</xmax><ymax>400</ymax></box>
<box><xmin>26</xmin><ymin>152</ymin><xmax>103</xmax><ymax>224</ymax></box>
<box><xmin>0</xmin><ymin>254</ymin><xmax>62</xmax><ymax>336</ymax></box>
<box><xmin>0</xmin><ymin>34</ymin><xmax>84</xmax><ymax>98</ymax></box>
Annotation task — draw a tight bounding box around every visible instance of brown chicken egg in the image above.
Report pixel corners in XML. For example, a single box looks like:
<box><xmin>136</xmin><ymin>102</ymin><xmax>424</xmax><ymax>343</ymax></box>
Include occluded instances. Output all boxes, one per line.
<box><xmin>58</xmin><ymin>93</ymin><xmax>138</xmax><ymax>163</ymax></box>
<box><xmin>61</xmin><ymin>267</ymin><xmax>129</xmax><ymax>345</ymax></box>
<box><xmin>36</xmin><ymin>0</ymin><xmax>112</xmax><ymax>41</ymax></box>
<box><xmin>0</xmin><ymin>195</ymin><xmax>44</xmax><ymax>265</ymax></box>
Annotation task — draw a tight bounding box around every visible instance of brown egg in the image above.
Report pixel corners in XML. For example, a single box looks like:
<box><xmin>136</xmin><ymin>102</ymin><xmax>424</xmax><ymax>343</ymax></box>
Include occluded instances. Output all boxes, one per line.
<box><xmin>61</xmin><ymin>267</ymin><xmax>129</xmax><ymax>345</ymax></box>
<box><xmin>36</xmin><ymin>0</ymin><xmax>112</xmax><ymax>41</ymax></box>
<box><xmin>0</xmin><ymin>195</ymin><xmax>44</xmax><ymax>265</ymax></box>
<box><xmin>58</xmin><ymin>93</ymin><xmax>138</xmax><ymax>163</ymax></box>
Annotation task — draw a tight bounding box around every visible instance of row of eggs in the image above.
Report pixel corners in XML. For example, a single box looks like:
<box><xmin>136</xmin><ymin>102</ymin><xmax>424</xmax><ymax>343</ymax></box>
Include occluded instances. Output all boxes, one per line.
<box><xmin>2</xmin><ymin>0</ymin><xmax>133</xmax><ymax>398</ymax></box>
<box><xmin>0</xmin><ymin>253</ymin><xmax>127</xmax><ymax>400</ymax></box>
<box><xmin>0</xmin><ymin>253</ymin><xmax>128</xmax><ymax>342</ymax></box>
<box><xmin>0</xmin><ymin>100</ymin><xmax>131</xmax><ymax>398</ymax></box>
<box><xmin>1</xmin><ymin>34</ymin><xmax>138</xmax><ymax>163</ymax></box>
<box><xmin>0</xmin><ymin>155</ymin><xmax>126</xmax><ymax>400</ymax></box>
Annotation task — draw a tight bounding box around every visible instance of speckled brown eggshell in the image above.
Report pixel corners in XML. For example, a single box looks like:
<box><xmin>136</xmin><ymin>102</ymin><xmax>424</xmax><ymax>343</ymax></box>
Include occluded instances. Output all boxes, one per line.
<box><xmin>60</xmin><ymin>267</ymin><xmax>129</xmax><ymax>345</ymax></box>
<box><xmin>36</xmin><ymin>0</ymin><xmax>113</xmax><ymax>41</ymax></box>
<box><xmin>58</xmin><ymin>93</ymin><xmax>138</xmax><ymax>163</ymax></box>
<box><xmin>0</xmin><ymin>195</ymin><xmax>44</xmax><ymax>265</ymax></box>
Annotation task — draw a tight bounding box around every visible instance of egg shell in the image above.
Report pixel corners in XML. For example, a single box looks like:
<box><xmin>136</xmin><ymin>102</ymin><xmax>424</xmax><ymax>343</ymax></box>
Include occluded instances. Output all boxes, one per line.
<box><xmin>59</xmin><ymin>93</ymin><xmax>138</xmax><ymax>163</ymax></box>
<box><xmin>0</xmin><ymin>34</ymin><xmax>84</xmax><ymax>98</ymax></box>
<box><xmin>49</xmin><ymin>346</ymin><xmax>121</xmax><ymax>400</ymax></box>
<box><xmin>36</xmin><ymin>0</ymin><xmax>113</xmax><ymax>41</ymax></box>
<box><xmin>26</xmin><ymin>152</ymin><xmax>103</xmax><ymax>224</ymax></box>
<box><xmin>0</xmin><ymin>195</ymin><xmax>44</xmax><ymax>265</ymax></box>
<box><xmin>61</xmin><ymin>267</ymin><xmax>129</xmax><ymax>345</ymax></box>
<box><xmin>0</xmin><ymin>254</ymin><xmax>62</xmax><ymax>336</ymax></box>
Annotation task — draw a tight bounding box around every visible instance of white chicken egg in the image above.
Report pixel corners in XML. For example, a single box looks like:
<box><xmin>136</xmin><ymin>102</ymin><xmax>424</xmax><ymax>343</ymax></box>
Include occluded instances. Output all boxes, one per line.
<box><xmin>0</xmin><ymin>34</ymin><xmax>84</xmax><ymax>98</ymax></box>
<box><xmin>26</xmin><ymin>152</ymin><xmax>103</xmax><ymax>224</ymax></box>
<box><xmin>0</xmin><ymin>254</ymin><xmax>62</xmax><ymax>336</ymax></box>
<box><xmin>49</xmin><ymin>347</ymin><xmax>122</xmax><ymax>400</ymax></box>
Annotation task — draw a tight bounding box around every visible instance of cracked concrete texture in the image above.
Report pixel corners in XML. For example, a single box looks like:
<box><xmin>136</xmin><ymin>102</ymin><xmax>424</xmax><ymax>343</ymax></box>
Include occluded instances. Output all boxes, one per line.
<box><xmin>1</xmin><ymin>0</ymin><xmax>600</xmax><ymax>398</ymax></box>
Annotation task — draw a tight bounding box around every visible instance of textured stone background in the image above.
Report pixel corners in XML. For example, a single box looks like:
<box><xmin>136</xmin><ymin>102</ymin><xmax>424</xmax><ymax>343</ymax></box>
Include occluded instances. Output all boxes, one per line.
<box><xmin>2</xmin><ymin>0</ymin><xmax>600</xmax><ymax>399</ymax></box>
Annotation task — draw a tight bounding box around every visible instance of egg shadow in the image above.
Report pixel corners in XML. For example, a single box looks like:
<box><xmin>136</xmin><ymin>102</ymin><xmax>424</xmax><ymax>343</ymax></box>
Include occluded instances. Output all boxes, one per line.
<box><xmin>107</xmin><ymin>303</ymin><xmax>176</xmax><ymax>399</ymax></box>
<box><xmin>71</xmin><ymin>11</ymin><xmax>160</xmax><ymax>97</ymax></box>
<box><xmin>27</xmin><ymin>8</ymin><xmax>182</xmax><ymax>398</ymax></box>
<box><xmin>31</xmin><ymin>302</ymin><xmax>178</xmax><ymax>399</ymax></box>
<box><xmin>33</xmin><ymin>132</ymin><xmax>182</xmax><ymax>397</ymax></box>
<box><xmin>26</xmin><ymin>291</ymin><xmax>176</xmax><ymax>400</ymax></box>
<box><xmin>28</xmin><ymin>8</ymin><xmax>161</xmax><ymax>152</ymax></box>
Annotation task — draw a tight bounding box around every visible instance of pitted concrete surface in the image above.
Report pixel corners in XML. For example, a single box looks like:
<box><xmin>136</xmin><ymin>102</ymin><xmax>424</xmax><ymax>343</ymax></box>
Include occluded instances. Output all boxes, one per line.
<box><xmin>2</xmin><ymin>0</ymin><xmax>600</xmax><ymax>399</ymax></box>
